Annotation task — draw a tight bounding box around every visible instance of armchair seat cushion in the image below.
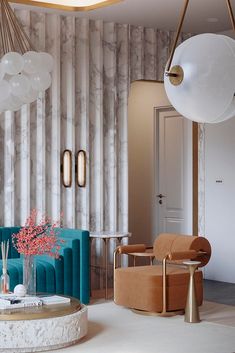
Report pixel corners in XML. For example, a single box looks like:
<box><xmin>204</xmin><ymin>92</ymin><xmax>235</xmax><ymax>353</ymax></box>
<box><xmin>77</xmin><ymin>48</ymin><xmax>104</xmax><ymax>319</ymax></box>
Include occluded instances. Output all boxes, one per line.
<box><xmin>115</xmin><ymin>264</ymin><xmax>203</xmax><ymax>312</ymax></box>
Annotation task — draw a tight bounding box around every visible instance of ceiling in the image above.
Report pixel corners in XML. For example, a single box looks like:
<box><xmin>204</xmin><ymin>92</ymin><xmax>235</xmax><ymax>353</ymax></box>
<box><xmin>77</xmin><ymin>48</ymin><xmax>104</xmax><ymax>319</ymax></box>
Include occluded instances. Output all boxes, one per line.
<box><xmin>12</xmin><ymin>0</ymin><xmax>235</xmax><ymax>33</ymax></box>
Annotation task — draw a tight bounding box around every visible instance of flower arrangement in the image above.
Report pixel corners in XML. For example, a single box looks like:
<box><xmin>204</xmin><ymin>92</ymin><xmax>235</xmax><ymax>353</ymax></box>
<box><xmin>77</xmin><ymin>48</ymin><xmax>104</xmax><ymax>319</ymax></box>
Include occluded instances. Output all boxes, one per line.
<box><xmin>12</xmin><ymin>209</ymin><xmax>64</xmax><ymax>258</ymax></box>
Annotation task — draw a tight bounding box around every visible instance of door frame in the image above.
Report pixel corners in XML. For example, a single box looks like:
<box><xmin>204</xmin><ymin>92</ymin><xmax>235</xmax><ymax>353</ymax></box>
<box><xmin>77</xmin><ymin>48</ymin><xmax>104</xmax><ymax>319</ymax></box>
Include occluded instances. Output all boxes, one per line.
<box><xmin>154</xmin><ymin>106</ymin><xmax>198</xmax><ymax>236</ymax></box>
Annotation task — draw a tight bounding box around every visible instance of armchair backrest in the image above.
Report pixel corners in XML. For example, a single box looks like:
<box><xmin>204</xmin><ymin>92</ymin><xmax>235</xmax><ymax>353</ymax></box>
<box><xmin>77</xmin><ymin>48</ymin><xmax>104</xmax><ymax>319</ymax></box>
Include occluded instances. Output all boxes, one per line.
<box><xmin>153</xmin><ymin>233</ymin><xmax>211</xmax><ymax>267</ymax></box>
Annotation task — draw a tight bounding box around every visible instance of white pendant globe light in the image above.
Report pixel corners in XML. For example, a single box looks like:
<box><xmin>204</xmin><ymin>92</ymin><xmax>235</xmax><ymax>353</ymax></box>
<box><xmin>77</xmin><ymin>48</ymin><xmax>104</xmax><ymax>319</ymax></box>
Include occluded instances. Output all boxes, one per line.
<box><xmin>164</xmin><ymin>33</ymin><xmax>235</xmax><ymax>123</ymax></box>
<box><xmin>164</xmin><ymin>0</ymin><xmax>235</xmax><ymax>124</ymax></box>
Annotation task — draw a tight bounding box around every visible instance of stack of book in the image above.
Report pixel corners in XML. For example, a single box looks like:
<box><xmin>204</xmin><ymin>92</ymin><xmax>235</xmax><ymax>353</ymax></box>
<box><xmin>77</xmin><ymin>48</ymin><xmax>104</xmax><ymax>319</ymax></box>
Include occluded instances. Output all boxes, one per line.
<box><xmin>0</xmin><ymin>295</ymin><xmax>42</xmax><ymax>309</ymax></box>
<box><xmin>0</xmin><ymin>294</ymin><xmax>71</xmax><ymax>309</ymax></box>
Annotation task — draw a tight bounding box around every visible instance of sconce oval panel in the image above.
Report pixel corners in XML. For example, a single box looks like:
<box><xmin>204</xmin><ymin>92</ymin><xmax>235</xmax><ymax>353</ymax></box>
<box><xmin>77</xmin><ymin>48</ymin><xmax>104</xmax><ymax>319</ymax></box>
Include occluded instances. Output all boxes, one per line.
<box><xmin>76</xmin><ymin>150</ymin><xmax>86</xmax><ymax>187</ymax></box>
<box><xmin>62</xmin><ymin>150</ymin><xmax>72</xmax><ymax>187</ymax></box>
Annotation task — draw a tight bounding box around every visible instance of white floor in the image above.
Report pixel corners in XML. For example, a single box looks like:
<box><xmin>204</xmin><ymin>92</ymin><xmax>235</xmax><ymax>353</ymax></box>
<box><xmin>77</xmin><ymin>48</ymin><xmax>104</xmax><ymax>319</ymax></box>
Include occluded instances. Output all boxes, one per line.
<box><xmin>49</xmin><ymin>301</ymin><xmax>235</xmax><ymax>353</ymax></box>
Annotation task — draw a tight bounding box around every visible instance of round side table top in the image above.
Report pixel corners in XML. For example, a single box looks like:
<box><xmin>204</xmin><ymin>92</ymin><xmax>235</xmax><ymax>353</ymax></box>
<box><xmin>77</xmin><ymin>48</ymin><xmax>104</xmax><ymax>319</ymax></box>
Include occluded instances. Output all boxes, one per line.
<box><xmin>128</xmin><ymin>252</ymin><xmax>155</xmax><ymax>257</ymax></box>
<box><xmin>0</xmin><ymin>296</ymin><xmax>81</xmax><ymax>321</ymax></box>
<box><xmin>90</xmin><ymin>231</ymin><xmax>131</xmax><ymax>239</ymax></box>
<box><xmin>183</xmin><ymin>261</ymin><xmax>201</xmax><ymax>266</ymax></box>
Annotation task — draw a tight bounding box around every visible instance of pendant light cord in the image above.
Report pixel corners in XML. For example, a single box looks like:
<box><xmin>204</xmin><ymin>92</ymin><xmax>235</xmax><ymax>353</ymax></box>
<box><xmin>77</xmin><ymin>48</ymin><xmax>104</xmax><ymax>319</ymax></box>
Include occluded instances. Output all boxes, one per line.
<box><xmin>166</xmin><ymin>0</ymin><xmax>235</xmax><ymax>76</ymax></box>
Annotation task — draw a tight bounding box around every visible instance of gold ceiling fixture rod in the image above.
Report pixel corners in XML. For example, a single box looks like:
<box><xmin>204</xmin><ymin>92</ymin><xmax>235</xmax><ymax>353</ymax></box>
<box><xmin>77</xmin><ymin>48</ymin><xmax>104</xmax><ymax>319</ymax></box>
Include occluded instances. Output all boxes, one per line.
<box><xmin>9</xmin><ymin>0</ymin><xmax>122</xmax><ymax>12</ymax></box>
<box><xmin>166</xmin><ymin>0</ymin><xmax>235</xmax><ymax>86</ymax></box>
<box><xmin>227</xmin><ymin>0</ymin><xmax>235</xmax><ymax>31</ymax></box>
<box><xmin>0</xmin><ymin>0</ymin><xmax>35</xmax><ymax>54</ymax></box>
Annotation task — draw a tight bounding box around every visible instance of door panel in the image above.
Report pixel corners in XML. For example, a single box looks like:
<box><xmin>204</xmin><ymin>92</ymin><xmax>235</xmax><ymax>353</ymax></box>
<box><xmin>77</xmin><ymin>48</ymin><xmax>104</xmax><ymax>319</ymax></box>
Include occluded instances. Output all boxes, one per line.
<box><xmin>156</xmin><ymin>108</ymin><xmax>192</xmax><ymax>235</ymax></box>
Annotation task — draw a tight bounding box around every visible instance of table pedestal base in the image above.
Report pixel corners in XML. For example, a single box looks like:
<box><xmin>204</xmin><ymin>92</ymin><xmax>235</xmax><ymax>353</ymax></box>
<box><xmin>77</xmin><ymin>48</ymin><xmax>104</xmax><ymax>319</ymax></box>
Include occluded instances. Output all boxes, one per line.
<box><xmin>0</xmin><ymin>305</ymin><xmax>87</xmax><ymax>352</ymax></box>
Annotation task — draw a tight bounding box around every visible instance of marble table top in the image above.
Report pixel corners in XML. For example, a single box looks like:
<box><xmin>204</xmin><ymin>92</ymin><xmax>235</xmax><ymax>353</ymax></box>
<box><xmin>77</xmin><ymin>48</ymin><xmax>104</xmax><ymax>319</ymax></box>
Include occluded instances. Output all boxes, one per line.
<box><xmin>90</xmin><ymin>231</ymin><xmax>131</xmax><ymax>239</ymax></box>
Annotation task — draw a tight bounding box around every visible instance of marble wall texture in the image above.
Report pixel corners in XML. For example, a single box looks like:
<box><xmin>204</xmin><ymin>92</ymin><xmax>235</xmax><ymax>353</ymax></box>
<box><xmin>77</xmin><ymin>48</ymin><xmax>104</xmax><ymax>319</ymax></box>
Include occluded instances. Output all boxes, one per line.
<box><xmin>0</xmin><ymin>9</ymin><xmax>191</xmax><ymax>231</ymax></box>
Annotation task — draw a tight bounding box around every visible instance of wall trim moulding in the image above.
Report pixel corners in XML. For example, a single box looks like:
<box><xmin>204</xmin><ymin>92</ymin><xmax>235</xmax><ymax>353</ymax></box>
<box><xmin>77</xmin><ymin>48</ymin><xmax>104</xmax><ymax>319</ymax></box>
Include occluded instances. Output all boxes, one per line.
<box><xmin>9</xmin><ymin>0</ymin><xmax>122</xmax><ymax>11</ymax></box>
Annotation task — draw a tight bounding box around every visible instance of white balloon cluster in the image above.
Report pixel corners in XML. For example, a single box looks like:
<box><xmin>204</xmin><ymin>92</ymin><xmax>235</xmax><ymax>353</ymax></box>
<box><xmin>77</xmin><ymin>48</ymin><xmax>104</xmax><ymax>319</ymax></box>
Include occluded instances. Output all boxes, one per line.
<box><xmin>0</xmin><ymin>51</ymin><xmax>53</xmax><ymax>113</ymax></box>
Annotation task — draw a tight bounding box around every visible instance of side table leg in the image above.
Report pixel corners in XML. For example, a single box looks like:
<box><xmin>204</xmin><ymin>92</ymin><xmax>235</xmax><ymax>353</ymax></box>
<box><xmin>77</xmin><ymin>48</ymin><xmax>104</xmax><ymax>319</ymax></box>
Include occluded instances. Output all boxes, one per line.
<box><xmin>185</xmin><ymin>263</ymin><xmax>200</xmax><ymax>323</ymax></box>
<box><xmin>104</xmin><ymin>238</ymin><xmax>109</xmax><ymax>300</ymax></box>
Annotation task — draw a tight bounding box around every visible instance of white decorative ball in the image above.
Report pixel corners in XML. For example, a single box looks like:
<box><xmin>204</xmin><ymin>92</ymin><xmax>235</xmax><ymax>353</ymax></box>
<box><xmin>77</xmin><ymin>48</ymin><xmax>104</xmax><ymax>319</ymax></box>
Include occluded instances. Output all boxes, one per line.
<box><xmin>2</xmin><ymin>52</ymin><xmax>24</xmax><ymax>76</ymax></box>
<box><xmin>14</xmin><ymin>284</ymin><xmax>27</xmax><ymax>297</ymax></box>
<box><xmin>30</xmin><ymin>71</ymin><xmax>52</xmax><ymax>91</ymax></box>
<box><xmin>0</xmin><ymin>80</ymin><xmax>11</xmax><ymax>102</ymax></box>
<box><xmin>9</xmin><ymin>74</ymin><xmax>30</xmax><ymax>97</ymax></box>
<box><xmin>23</xmin><ymin>51</ymin><xmax>39</xmax><ymax>74</ymax></box>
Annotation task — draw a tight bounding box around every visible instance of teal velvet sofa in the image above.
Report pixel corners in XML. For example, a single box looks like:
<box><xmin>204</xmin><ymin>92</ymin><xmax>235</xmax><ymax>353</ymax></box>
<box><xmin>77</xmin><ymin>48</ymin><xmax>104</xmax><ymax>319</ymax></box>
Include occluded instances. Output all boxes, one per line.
<box><xmin>0</xmin><ymin>227</ymin><xmax>90</xmax><ymax>304</ymax></box>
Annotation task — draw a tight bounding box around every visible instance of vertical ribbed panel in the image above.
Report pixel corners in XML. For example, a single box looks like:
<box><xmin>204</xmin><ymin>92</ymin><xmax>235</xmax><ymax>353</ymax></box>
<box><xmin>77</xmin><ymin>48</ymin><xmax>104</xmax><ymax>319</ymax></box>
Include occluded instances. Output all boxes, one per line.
<box><xmin>19</xmin><ymin>105</ymin><xmax>30</xmax><ymax>224</ymax></box>
<box><xmin>130</xmin><ymin>26</ymin><xmax>144</xmax><ymax>82</ymax></box>
<box><xmin>4</xmin><ymin>112</ymin><xmax>15</xmax><ymax>226</ymax></box>
<box><xmin>75</xmin><ymin>18</ymin><xmax>90</xmax><ymax>230</ymax></box>
<box><xmin>46</xmin><ymin>14</ymin><xmax>61</xmax><ymax>220</ymax></box>
<box><xmin>61</xmin><ymin>16</ymin><xmax>76</xmax><ymax>227</ymax></box>
<box><xmin>89</xmin><ymin>20</ymin><xmax>104</xmax><ymax>232</ymax></box>
<box><xmin>103</xmin><ymin>22</ymin><xmax>117</xmax><ymax>231</ymax></box>
<box><xmin>144</xmin><ymin>28</ymin><xmax>157</xmax><ymax>80</ymax></box>
<box><xmin>157</xmin><ymin>29</ymin><xmax>170</xmax><ymax>81</ymax></box>
<box><xmin>198</xmin><ymin>123</ymin><xmax>205</xmax><ymax>236</ymax></box>
<box><xmin>117</xmin><ymin>24</ymin><xmax>129</xmax><ymax>232</ymax></box>
<box><xmin>1</xmin><ymin>9</ymin><xmax>188</xmax><ymax>235</ymax></box>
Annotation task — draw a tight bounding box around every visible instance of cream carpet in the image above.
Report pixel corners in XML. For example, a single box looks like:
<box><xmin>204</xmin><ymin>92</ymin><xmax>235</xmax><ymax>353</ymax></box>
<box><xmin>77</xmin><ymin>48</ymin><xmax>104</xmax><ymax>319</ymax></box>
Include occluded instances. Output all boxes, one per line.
<box><xmin>49</xmin><ymin>301</ymin><xmax>235</xmax><ymax>353</ymax></box>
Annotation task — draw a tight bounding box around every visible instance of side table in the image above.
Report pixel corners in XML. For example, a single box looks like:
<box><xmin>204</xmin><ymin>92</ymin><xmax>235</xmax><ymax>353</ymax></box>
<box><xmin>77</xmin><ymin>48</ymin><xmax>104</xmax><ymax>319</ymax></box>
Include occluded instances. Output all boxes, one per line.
<box><xmin>128</xmin><ymin>247</ymin><xmax>155</xmax><ymax>266</ymax></box>
<box><xmin>183</xmin><ymin>260</ymin><xmax>201</xmax><ymax>323</ymax></box>
<box><xmin>90</xmin><ymin>232</ymin><xmax>131</xmax><ymax>299</ymax></box>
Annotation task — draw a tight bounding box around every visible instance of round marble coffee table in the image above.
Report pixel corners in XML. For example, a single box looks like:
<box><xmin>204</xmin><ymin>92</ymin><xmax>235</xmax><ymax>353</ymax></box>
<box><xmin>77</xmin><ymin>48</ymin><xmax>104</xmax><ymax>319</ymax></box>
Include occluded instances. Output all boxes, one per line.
<box><xmin>0</xmin><ymin>297</ymin><xmax>88</xmax><ymax>352</ymax></box>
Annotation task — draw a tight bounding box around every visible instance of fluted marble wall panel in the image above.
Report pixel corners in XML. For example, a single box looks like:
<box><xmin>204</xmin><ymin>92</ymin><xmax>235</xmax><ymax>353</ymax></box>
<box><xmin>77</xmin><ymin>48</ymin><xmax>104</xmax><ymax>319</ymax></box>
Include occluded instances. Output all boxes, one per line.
<box><xmin>198</xmin><ymin>123</ymin><xmax>206</xmax><ymax>237</ymax></box>
<box><xmin>1</xmin><ymin>9</ymin><xmax>188</xmax><ymax>232</ymax></box>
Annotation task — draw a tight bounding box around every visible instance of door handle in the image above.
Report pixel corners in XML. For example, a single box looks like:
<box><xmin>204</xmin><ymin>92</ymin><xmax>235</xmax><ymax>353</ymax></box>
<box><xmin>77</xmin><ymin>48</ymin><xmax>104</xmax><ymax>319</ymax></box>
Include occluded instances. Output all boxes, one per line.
<box><xmin>156</xmin><ymin>194</ymin><xmax>166</xmax><ymax>199</ymax></box>
<box><xmin>159</xmin><ymin>200</ymin><xmax>162</xmax><ymax>205</ymax></box>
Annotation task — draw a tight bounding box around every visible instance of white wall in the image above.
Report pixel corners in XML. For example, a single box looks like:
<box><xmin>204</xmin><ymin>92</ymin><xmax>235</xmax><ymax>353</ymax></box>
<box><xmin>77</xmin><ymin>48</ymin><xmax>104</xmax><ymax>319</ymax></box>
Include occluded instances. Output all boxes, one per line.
<box><xmin>128</xmin><ymin>81</ymin><xmax>170</xmax><ymax>245</ymax></box>
<box><xmin>205</xmin><ymin>118</ymin><xmax>235</xmax><ymax>283</ymax></box>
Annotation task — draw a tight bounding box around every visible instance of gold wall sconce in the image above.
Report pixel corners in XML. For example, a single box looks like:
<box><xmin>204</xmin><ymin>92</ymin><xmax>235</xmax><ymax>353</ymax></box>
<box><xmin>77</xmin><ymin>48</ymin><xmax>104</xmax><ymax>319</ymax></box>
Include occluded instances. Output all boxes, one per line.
<box><xmin>76</xmin><ymin>150</ymin><xmax>86</xmax><ymax>187</ymax></box>
<box><xmin>62</xmin><ymin>150</ymin><xmax>72</xmax><ymax>187</ymax></box>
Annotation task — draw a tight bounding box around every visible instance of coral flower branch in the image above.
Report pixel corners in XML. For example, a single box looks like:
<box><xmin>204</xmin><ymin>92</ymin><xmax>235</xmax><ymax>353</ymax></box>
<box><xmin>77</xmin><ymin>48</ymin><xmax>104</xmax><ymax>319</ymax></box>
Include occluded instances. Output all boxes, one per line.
<box><xmin>12</xmin><ymin>209</ymin><xmax>64</xmax><ymax>258</ymax></box>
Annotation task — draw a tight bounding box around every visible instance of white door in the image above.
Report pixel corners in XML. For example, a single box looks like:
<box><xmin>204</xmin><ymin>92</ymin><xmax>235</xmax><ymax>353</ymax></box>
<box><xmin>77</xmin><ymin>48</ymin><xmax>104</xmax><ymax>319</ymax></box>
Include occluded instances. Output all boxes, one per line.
<box><xmin>156</xmin><ymin>107</ymin><xmax>192</xmax><ymax>234</ymax></box>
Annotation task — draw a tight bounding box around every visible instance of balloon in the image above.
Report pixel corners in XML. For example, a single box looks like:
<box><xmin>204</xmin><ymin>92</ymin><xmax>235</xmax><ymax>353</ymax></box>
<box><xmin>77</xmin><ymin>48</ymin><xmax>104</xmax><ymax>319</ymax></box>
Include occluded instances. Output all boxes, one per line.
<box><xmin>30</xmin><ymin>71</ymin><xmax>52</xmax><ymax>91</ymax></box>
<box><xmin>164</xmin><ymin>34</ymin><xmax>235</xmax><ymax>123</ymax></box>
<box><xmin>37</xmin><ymin>52</ymin><xmax>53</xmax><ymax>73</ymax></box>
<box><xmin>2</xmin><ymin>52</ymin><xmax>24</xmax><ymax>75</ymax></box>
<box><xmin>3</xmin><ymin>95</ymin><xmax>23</xmax><ymax>112</ymax></box>
<box><xmin>19</xmin><ymin>89</ymin><xmax>39</xmax><ymax>104</ymax></box>
<box><xmin>0</xmin><ymin>80</ymin><xmax>11</xmax><ymax>102</ymax></box>
<box><xmin>0</xmin><ymin>63</ymin><xmax>5</xmax><ymax>81</ymax></box>
<box><xmin>9</xmin><ymin>74</ymin><xmax>30</xmax><ymax>97</ymax></box>
<box><xmin>23</xmin><ymin>51</ymin><xmax>39</xmax><ymax>74</ymax></box>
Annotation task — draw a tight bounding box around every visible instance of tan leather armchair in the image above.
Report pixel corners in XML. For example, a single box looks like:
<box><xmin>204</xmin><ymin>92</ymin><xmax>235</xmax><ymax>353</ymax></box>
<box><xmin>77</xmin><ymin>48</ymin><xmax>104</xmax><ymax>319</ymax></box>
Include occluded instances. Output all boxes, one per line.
<box><xmin>114</xmin><ymin>233</ymin><xmax>211</xmax><ymax>315</ymax></box>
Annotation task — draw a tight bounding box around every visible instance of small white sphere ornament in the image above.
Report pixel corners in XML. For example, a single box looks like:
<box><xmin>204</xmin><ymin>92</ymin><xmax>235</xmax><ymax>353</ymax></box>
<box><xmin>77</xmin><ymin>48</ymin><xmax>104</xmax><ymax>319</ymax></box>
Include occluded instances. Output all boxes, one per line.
<box><xmin>0</xmin><ymin>80</ymin><xmax>11</xmax><ymax>102</ymax></box>
<box><xmin>3</xmin><ymin>95</ymin><xmax>23</xmax><ymax>112</ymax></box>
<box><xmin>9</xmin><ymin>74</ymin><xmax>30</xmax><ymax>97</ymax></box>
<box><xmin>2</xmin><ymin>52</ymin><xmax>24</xmax><ymax>75</ymax></box>
<box><xmin>14</xmin><ymin>284</ymin><xmax>27</xmax><ymax>297</ymax></box>
<box><xmin>23</xmin><ymin>51</ymin><xmax>39</xmax><ymax>74</ymax></box>
<box><xmin>30</xmin><ymin>71</ymin><xmax>52</xmax><ymax>91</ymax></box>
<box><xmin>164</xmin><ymin>33</ymin><xmax>235</xmax><ymax>123</ymax></box>
<box><xmin>0</xmin><ymin>63</ymin><xmax>5</xmax><ymax>81</ymax></box>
